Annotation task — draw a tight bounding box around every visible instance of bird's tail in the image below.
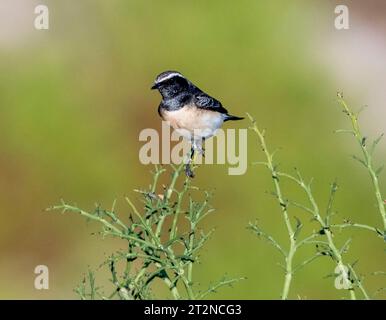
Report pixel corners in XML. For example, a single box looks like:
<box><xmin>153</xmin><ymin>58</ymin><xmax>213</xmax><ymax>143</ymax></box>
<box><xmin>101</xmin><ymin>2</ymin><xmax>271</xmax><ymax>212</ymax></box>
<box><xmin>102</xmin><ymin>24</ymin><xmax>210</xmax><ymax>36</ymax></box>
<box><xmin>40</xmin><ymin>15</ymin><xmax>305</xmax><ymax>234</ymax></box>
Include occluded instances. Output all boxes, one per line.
<box><xmin>224</xmin><ymin>114</ymin><xmax>244</xmax><ymax>122</ymax></box>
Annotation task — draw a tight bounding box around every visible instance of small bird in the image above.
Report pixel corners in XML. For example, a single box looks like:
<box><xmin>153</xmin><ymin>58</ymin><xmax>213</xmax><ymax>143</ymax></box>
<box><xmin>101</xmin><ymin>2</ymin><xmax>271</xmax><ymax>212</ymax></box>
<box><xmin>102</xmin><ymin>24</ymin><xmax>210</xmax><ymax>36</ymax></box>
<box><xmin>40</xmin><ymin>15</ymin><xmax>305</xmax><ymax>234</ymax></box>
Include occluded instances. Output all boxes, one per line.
<box><xmin>151</xmin><ymin>70</ymin><xmax>243</xmax><ymax>177</ymax></box>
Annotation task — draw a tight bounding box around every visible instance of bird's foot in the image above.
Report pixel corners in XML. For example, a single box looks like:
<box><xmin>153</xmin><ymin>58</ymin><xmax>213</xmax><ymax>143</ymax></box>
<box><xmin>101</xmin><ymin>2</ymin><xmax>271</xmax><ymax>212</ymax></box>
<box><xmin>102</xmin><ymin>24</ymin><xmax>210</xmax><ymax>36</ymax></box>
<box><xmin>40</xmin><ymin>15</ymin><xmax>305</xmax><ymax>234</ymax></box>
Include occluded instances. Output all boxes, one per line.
<box><xmin>185</xmin><ymin>163</ymin><xmax>195</xmax><ymax>178</ymax></box>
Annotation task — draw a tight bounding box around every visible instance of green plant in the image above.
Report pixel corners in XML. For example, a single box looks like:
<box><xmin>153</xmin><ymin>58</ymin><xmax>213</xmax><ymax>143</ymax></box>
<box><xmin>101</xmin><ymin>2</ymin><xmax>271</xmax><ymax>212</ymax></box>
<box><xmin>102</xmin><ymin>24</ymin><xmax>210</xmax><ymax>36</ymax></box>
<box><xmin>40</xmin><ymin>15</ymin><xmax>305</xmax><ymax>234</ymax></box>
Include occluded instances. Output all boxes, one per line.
<box><xmin>334</xmin><ymin>92</ymin><xmax>386</xmax><ymax>237</ymax></box>
<box><xmin>247</xmin><ymin>93</ymin><xmax>385</xmax><ymax>300</ymax></box>
<box><xmin>48</xmin><ymin>164</ymin><xmax>242</xmax><ymax>300</ymax></box>
<box><xmin>47</xmin><ymin>94</ymin><xmax>384</xmax><ymax>300</ymax></box>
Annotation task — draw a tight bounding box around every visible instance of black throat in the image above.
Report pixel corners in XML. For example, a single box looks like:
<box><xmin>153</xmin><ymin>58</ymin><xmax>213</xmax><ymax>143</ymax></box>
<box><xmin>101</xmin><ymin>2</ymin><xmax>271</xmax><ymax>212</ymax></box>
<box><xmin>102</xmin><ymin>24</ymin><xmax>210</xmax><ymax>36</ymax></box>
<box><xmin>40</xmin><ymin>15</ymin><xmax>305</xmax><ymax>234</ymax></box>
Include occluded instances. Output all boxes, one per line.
<box><xmin>157</xmin><ymin>76</ymin><xmax>193</xmax><ymax>111</ymax></box>
<box><xmin>160</xmin><ymin>92</ymin><xmax>192</xmax><ymax>111</ymax></box>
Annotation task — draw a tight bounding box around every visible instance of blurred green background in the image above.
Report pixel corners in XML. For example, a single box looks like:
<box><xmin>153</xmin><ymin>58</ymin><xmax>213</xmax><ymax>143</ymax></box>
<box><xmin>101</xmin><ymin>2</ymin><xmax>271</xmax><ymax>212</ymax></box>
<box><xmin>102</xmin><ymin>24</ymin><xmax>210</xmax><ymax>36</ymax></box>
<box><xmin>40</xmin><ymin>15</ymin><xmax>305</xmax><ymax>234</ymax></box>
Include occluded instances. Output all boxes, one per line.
<box><xmin>0</xmin><ymin>0</ymin><xmax>385</xmax><ymax>299</ymax></box>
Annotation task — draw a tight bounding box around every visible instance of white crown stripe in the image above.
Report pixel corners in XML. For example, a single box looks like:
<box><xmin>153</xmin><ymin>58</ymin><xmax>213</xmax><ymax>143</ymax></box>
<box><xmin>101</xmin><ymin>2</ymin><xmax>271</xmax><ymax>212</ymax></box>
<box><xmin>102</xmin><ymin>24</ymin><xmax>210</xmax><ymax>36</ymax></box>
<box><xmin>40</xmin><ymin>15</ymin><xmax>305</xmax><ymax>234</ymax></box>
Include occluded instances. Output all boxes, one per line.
<box><xmin>156</xmin><ymin>72</ymin><xmax>183</xmax><ymax>84</ymax></box>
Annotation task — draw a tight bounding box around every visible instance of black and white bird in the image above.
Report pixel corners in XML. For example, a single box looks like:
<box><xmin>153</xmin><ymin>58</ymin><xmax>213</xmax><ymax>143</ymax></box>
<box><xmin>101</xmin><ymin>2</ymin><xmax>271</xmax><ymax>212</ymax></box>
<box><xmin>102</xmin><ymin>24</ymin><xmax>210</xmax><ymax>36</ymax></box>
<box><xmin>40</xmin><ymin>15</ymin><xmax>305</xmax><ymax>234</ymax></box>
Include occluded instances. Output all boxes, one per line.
<box><xmin>151</xmin><ymin>70</ymin><xmax>243</xmax><ymax>177</ymax></box>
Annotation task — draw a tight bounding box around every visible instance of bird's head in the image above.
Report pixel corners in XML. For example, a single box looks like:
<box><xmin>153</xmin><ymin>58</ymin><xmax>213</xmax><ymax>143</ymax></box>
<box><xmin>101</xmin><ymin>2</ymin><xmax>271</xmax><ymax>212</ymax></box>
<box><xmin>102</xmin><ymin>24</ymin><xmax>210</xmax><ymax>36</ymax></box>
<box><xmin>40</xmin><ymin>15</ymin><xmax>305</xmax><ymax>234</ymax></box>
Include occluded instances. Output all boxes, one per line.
<box><xmin>151</xmin><ymin>71</ymin><xmax>190</xmax><ymax>99</ymax></box>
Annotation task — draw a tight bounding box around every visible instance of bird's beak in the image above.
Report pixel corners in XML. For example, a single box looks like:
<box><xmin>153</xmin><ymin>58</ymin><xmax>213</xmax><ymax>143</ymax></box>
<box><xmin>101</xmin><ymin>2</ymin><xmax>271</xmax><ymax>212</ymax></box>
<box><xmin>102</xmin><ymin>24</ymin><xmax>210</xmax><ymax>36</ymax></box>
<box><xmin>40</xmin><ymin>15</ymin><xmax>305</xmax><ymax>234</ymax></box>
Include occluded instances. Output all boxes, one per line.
<box><xmin>151</xmin><ymin>83</ymin><xmax>158</xmax><ymax>90</ymax></box>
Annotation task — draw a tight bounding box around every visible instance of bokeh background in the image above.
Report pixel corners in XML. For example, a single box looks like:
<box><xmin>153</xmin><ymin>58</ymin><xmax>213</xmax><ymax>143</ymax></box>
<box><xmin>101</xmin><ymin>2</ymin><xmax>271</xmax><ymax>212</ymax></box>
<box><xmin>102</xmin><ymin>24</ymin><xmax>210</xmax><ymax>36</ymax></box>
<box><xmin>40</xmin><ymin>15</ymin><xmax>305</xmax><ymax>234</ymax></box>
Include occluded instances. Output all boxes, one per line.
<box><xmin>0</xmin><ymin>0</ymin><xmax>385</xmax><ymax>299</ymax></box>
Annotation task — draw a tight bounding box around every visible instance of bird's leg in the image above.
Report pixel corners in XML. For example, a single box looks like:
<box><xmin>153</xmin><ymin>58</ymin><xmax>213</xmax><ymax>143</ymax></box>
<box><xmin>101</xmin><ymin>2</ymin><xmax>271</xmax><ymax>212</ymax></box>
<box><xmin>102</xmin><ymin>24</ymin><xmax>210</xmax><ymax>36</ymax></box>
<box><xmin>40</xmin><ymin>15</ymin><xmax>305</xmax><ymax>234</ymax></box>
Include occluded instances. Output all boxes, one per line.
<box><xmin>195</xmin><ymin>138</ymin><xmax>205</xmax><ymax>157</ymax></box>
<box><xmin>184</xmin><ymin>144</ymin><xmax>195</xmax><ymax>178</ymax></box>
<box><xmin>184</xmin><ymin>138</ymin><xmax>206</xmax><ymax>178</ymax></box>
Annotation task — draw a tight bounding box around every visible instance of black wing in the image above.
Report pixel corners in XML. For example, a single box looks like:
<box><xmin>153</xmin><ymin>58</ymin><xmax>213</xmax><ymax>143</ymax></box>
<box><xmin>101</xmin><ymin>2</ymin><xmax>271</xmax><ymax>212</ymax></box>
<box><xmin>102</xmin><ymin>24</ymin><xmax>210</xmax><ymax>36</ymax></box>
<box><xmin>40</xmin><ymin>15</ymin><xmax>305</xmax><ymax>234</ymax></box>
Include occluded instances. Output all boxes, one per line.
<box><xmin>193</xmin><ymin>90</ymin><xmax>229</xmax><ymax>114</ymax></box>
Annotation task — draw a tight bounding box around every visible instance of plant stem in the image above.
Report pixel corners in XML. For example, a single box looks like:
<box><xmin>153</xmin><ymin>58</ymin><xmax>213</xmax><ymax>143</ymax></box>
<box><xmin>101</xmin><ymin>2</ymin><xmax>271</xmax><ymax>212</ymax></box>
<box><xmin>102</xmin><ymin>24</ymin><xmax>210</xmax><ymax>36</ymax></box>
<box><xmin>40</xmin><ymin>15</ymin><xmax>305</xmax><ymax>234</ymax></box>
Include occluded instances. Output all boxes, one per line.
<box><xmin>337</xmin><ymin>94</ymin><xmax>386</xmax><ymax>232</ymax></box>
<box><xmin>166</xmin><ymin>163</ymin><xmax>184</xmax><ymax>200</ymax></box>
<box><xmin>248</xmin><ymin>115</ymin><xmax>296</xmax><ymax>300</ymax></box>
<box><xmin>170</xmin><ymin>178</ymin><xmax>190</xmax><ymax>240</ymax></box>
<box><xmin>160</xmin><ymin>270</ymin><xmax>181</xmax><ymax>300</ymax></box>
<box><xmin>51</xmin><ymin>204</ymin><xmax>123</xmax><ymax>234</ymax></box>
<box><xmin>347</xmin><ymin>264</ymin><xmax>370</xmax><ymax>300</ymax></box>
<box><xmin>282</xmin><ymin>243</ymin><xmax>296</xmax><ymax>300</ymax></box>
<box><xmin>331</xmin><ymin>223</ymin><xmax>383</xmax><ymax>237</ymax></box>
<box><xmin>50</xmin><ymin>162</ymin><xmax>231</xmax><ymax>300</ymax></box>
<box><xmin>187</xmin><ymin>223</ymin><xmax>196</xmax><ymax>289</ymax></box>
<box><xmin>280</xmin><ymin>171</ymin><xmax>357</xmax><ymax>300</ymax></box>
<box><xmin>164</xmin><ymin>246</ymin><xmax>195</xmax><ymax>299</ymax></box>
<box><xmin>151</xmin><ymin>164</ymin><xmax>165</xmax><ymax>193</ymax></box>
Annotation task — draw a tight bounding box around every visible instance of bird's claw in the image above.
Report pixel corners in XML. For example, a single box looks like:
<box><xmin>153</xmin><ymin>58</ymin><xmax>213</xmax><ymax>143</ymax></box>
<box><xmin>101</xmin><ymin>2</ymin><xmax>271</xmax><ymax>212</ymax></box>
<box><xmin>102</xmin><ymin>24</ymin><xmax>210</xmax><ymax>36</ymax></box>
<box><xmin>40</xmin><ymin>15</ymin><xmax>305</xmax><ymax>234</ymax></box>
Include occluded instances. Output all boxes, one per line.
<box><xmin>185</xmin><ymin>164</ymin><xmax>195</xmax><ymax>178</ymax></box>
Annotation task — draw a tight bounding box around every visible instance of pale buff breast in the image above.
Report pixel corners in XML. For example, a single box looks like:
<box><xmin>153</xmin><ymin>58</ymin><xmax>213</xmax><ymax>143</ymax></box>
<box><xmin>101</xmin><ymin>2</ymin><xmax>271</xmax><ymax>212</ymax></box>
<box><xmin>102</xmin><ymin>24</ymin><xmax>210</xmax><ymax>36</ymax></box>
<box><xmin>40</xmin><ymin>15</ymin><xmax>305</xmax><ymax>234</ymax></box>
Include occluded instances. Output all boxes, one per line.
<box><xmin>160</xmin><ymin>104</ymin><xmax>224</xmax><ymax>140</ymax></box>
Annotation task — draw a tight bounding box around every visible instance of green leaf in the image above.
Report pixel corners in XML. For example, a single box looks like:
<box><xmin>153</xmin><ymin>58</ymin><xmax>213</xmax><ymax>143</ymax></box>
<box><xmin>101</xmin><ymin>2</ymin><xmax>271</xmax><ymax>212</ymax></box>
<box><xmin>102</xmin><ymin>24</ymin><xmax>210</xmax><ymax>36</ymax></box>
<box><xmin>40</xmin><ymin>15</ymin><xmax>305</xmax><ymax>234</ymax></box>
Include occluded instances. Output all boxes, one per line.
<box><xmin>340</xmin><ymin>238</ymin><xmax>352</xmax><ymax>255</ymax></box>
<box><xmin>334</xmin><ymin>129</ymin><xmax>355</xmax><ymax>135</ymax></box>
<box><xmin>356</xmin><ymin>105</ymin><xmax>368</xmax><ymax>116</ymax></box>
<box><xmin>326</xmin><ymin>181</ymin><xmax>338</xmax><ymax>225</ymax></box>
<box><xmin>376</xmin><ymin>164</ymin><xmax>384</xmax><ymax>177</ymax></box>
<box><xmin>371</xmin><ymin>133</ymin><xmax>384</xmax><ymax>154</ymax></box>
<box><xmin>293</xmin><ymin>216</ymin><xmax>303</xmax><ymax>240</ymax></box>
<box><xmin>352</xmin><ymin>155</ymin><xmax>367</xmax><ymax>167</ymax></box>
